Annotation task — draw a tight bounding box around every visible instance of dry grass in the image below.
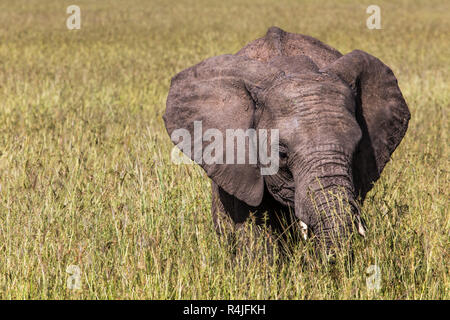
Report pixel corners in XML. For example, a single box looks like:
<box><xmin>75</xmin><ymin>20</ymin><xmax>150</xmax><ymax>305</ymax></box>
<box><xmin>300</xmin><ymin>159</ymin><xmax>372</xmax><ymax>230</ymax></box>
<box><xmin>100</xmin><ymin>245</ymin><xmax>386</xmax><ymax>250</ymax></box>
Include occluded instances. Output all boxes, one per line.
<box><xmin>0</xmin><ymin>0</ymin><xmax>448</xmax><ymax>299</ymax></box>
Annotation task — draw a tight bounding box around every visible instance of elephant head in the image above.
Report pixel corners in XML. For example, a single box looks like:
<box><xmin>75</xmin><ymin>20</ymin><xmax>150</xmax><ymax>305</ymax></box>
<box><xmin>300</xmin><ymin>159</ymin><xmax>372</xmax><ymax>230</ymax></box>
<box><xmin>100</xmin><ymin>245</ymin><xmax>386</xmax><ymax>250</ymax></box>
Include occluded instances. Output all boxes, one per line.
<box><xmin>163</xmin><ymin>27</ymin><xmax>410</xmax><ymax>253</ymax></box>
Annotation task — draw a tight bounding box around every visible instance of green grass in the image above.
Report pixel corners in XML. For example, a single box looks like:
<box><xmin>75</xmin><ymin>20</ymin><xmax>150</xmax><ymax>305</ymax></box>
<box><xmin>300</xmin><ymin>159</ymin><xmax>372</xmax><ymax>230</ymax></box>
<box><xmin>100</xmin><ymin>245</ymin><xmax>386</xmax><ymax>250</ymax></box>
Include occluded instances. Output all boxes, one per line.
<box><xmin>0</xmin><ymin>0</ymin><xmax>448</xmax><ymax>299</ymax></box>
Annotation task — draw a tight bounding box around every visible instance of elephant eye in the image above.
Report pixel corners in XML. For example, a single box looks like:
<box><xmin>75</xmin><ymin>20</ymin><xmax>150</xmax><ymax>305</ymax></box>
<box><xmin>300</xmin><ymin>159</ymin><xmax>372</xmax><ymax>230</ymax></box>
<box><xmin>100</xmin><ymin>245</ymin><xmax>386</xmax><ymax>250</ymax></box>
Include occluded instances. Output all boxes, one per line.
<box><xmin>278</xmin><ymin>143</ymin><xmax>289</xmax><ymax>162</ymax></box>
<box><xmin>279</xmin><ymin>150</ymin><xmax>288</xmax><ymax>160</ymax></box>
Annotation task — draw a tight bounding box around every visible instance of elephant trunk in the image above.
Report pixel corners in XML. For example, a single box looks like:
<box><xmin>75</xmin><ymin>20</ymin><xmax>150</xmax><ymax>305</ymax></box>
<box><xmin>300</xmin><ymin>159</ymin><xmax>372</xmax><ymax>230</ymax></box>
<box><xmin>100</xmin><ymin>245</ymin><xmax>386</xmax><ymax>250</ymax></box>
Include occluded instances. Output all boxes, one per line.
<box><xmin>292</xmin><ymin>153</ymin><xmax>364</xmax><ymax>255</ymax></box>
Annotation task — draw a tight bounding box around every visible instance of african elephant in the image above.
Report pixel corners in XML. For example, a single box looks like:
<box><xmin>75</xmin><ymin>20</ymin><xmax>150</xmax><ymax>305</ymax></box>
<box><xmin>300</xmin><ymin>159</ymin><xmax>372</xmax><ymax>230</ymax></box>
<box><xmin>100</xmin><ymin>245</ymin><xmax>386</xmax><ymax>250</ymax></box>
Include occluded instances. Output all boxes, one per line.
<box><xmin>163</xmin><ymin>27</ymin><xmax>410</xmax><ymax>255</ymax></box>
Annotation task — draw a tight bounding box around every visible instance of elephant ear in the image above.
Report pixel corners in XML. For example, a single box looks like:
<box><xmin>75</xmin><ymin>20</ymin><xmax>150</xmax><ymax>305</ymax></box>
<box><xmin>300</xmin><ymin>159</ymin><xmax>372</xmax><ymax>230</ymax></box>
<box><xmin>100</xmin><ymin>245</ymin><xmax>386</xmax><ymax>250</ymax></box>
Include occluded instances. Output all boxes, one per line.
<box><xmin>164</xmin><ymin>54</ymin><xmax>282</xmax><ymax>206</ymax></box>
<box><xmin>321</xmin><ymin>50</ymin><xmax>410</xmax><ymax>199</ymax></box>
<box><xmin>237</xmin><ymin>26</ymin><xmax>342</xmax><ymax>68</ymax></box>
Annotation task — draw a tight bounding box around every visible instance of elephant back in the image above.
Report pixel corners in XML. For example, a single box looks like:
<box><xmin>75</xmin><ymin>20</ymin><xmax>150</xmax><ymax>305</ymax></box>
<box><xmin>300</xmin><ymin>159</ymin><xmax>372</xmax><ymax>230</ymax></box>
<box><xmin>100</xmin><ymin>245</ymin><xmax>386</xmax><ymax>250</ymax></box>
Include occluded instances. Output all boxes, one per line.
<box><xmin>236</xmin><ymin>26</ymin><xmax>342</xmax><ymax>69</ymax></box>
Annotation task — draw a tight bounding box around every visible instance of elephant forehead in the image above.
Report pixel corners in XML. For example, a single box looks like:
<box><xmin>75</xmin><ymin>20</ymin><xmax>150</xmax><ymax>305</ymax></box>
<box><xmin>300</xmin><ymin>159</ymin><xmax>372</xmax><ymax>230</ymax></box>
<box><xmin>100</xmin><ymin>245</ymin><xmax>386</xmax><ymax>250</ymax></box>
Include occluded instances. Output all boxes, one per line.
<box><xmin>263</xmin><ymin>76</ymin><xmax>355</xmax><ymax>117</ymax></box>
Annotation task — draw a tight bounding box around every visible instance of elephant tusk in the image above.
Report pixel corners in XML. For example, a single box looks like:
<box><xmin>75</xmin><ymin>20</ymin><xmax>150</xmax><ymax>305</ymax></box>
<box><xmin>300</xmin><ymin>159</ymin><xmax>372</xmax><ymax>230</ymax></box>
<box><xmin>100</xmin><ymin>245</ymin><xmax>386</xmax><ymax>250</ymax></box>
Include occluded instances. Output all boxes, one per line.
<box><xmin>300</xmin><ymin>220</ymin><xmax>308</xmax><ymax>241</ymax></box>
<box><xmin>357</xmin><ymin>219</ymin><xmax>366</xmax><ymax>237</ymax></box>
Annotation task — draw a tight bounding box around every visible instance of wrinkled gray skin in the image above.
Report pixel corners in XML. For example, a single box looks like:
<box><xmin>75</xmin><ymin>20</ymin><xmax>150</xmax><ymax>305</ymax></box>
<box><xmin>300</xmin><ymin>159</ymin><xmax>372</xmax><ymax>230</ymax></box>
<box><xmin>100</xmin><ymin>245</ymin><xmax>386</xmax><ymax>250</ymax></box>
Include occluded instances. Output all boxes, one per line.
<box><xmin>163</xmin><ymin>27</ymin><xmax>410</xmax><ymax>255</ymax></box>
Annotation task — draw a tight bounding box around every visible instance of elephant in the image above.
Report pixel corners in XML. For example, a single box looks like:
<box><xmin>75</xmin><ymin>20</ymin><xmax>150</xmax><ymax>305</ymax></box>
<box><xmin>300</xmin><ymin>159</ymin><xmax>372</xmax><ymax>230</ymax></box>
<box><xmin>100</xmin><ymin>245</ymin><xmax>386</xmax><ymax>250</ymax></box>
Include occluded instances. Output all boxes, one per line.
<box><xmin>163</xmin><ymin>26</ymin><xmax>410</xmax><ymax>256</ymax></box>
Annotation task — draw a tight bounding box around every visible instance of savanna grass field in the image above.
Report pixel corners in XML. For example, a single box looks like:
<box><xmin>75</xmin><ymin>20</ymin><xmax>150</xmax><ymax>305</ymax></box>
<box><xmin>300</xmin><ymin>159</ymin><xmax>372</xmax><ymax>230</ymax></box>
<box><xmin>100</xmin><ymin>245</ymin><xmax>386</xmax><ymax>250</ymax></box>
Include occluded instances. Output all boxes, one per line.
<box><xmin>0</xmin><ymin>0</ymin><xmax>448</xmax><ymax>299</ymax></box>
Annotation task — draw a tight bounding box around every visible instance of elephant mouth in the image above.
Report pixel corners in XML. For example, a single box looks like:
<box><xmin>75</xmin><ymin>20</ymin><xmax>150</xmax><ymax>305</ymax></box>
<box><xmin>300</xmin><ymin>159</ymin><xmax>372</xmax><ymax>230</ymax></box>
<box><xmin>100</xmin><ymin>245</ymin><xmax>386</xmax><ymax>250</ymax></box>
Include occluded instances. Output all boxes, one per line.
<box><xmin>266</xmin><ymin>183</ymin><xmax>295</xmax><ymax>208</ymax></box>
<box><xmin>264</xmin><ymin>166</ymin><xmax>295</xmax><ymax>207</ymax></box>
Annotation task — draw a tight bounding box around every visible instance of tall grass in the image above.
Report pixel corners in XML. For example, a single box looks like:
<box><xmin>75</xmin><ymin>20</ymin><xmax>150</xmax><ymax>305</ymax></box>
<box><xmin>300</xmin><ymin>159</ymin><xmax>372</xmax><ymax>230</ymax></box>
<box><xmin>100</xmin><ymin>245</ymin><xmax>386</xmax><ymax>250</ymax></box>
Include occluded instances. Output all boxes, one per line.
<box><xmin>0</xmin><ymin>0</ymin><xmax>448</xmax><ymax>299</ymax></box>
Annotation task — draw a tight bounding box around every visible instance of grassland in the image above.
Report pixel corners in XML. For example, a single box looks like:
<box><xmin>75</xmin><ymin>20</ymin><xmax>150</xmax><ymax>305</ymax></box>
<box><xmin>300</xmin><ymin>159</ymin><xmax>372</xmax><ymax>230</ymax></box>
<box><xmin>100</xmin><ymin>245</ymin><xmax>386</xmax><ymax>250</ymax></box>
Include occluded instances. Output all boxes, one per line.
<box><xmin>0</xmin><ymin>0</ymin><xmax>448</xmax><ymax>299</ymax></box>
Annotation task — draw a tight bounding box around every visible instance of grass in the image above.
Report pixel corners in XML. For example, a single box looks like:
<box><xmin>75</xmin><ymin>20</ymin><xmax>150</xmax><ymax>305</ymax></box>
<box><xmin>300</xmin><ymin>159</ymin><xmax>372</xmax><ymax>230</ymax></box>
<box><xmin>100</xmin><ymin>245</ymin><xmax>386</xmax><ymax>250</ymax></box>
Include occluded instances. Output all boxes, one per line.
<box><xmin>0</xmin><ymin>0</ymin><xmax>448</xmax><ymax>299</ymax></box>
